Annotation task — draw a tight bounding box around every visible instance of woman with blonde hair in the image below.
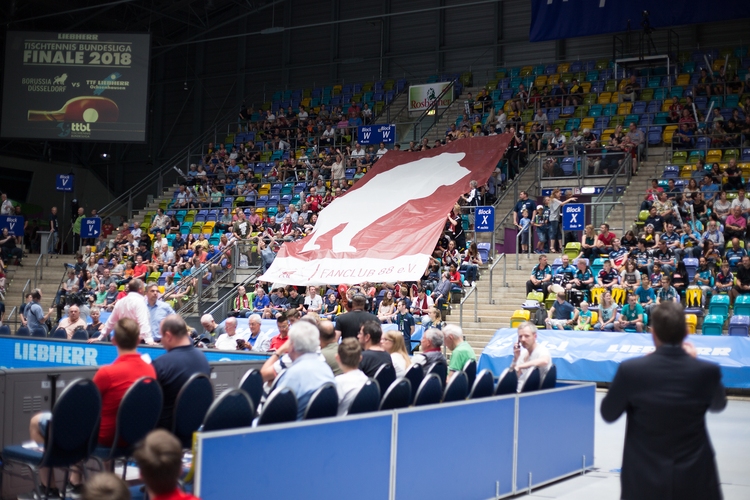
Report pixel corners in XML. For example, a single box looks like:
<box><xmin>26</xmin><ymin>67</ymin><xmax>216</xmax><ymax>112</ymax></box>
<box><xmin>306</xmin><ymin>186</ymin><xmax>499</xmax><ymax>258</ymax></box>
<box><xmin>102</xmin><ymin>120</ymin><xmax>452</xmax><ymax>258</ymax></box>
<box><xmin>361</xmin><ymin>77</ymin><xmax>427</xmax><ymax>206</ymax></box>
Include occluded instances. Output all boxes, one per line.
<box><xmin>381</xmin><ymin>330</ymin><xmax>412</xmax><ymax>378</ymax></box>
<box><xmin>421</xmin><ymin>306</ymin><xmax>443</xmax><ymax>331</ymax></box>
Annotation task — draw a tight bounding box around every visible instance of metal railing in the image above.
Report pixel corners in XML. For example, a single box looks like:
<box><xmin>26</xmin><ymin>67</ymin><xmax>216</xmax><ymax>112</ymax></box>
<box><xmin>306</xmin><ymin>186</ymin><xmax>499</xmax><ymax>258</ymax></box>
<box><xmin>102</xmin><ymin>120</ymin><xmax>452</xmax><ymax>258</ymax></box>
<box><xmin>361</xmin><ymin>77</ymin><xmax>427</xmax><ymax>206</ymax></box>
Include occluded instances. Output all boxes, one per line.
<box><xmin>458</xmin><ymin>283</ymin><xmax>478</xmax><ymax>327</ymax></box>
<box><xmin>515</xmin><ymin>224</ymin><xmax>533</xmax><ymax>270</ymax></box>
<box><xmin>487</xmin><ymin>253</ymin><xmax>508</xmax><ymax>305</ymax></box>
<box><xmin>20</xmin><ymin>279</ymin><xmax>31</xmax><ymax>306</ymax></box>
<box><xmin>6</xmin><ymin>306</ymin><xmax>17</xmax><ymax>329</ymax></box>
<box><xmin>202</xmin><ymin>269</ymin><xmax>263</xmax><ymax>322</ymax></box>
<box><xmin>592</xmin><ymin>155</ymin><xmax>632</xmax><ymax>228</ymax></box>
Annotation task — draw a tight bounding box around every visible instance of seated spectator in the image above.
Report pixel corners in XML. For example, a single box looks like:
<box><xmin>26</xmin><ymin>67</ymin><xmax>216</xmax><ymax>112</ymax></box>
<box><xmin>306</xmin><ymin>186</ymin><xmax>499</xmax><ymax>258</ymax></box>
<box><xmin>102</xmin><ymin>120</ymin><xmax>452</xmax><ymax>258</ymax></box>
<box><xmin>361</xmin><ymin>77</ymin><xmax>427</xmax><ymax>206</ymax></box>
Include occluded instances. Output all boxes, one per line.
<box><xmin>381</xmin><ymin>329</ymin><xmax>412</xmax><ymax>379</ymax></box>
<box><xmin>730</xmin><ymin>255</ymin><xmax>750</xmax><ymax>305</ymax></box>
<box><xmin>672</xmin><ymin>123</ymin><xmax>694</xmax><ymax>149</ymax></box>
<box><xmin>460</xmin><ymin>242</ymin><xmax>482</xmax><ymax>286</ymax></box>
<box><xmin>214</xmin><ymin>317</ymin><xmax>242</xmax><ymax>350</ymax></box>
<box><xmin>724</xmin><ymin>207</ymin><xmax>747</xmax><ymax>243</ymax></box>
<box><xmin>569</xmin><ymin>258</ymin><xmax>594</xmax><ymax>298</ymax></box>
<box><xmin>86</xmin><ymin>306</ymin><xmax>107</xmax><ymax>339</ymax></box>
<box><xmin>594</xmin><ymin>291</ymin><xmax>618</xmax><ymax>331</ymax></box>
<box><xmin>615</xmin><ymin>293</ymin><xmax>644</xmax><ymax>332</ymax></box>
<box><xmin>334</xmin><ymin>338</ymin><xmax>368</xmax><ymax>416</ymax></box>
<box><xmin>694</xmin><ymin>257</ymin><xmax>715</xmax><ymax>307</ymax></box>
<box><xmin>725</xmin><ymin>238</ymin><xmax>747</xmax><ymax>270</ymax></box>
<box><xmin>671</xmin><ymin>261</ymin><xmax>690</xmax><ymax>298</ymax></box>
<box><xmin>510</xmin><ymin>322</ymin><xmax>552</xmax><ymax>392</ymax></box>
<box><xmin>252</xmin><ymin>287</ymin><xmax>271</xmax><ymax>317</ymax></box>
<box><xmin>656</xmin><ymin>275</ymin><xmax>680</xmax><ymax>305</ymax></box>
<box><xmin>153</xmin><ymin>315</ymin><xmax>210</xmax><ymax>429</ymax></box>
<box><xmin>356</xmin><ymin>320</ymin><xmax>392</xmax><ymax>377</ymax></box>
<box><xmin>443</xmin><ymin>324</ymin><xmax>476</xmax><ymax>381</ymax></box>
<box><xmin>269</xmin><ymin>287</ymin><xmax>289</xmax><ymax>316</ymax></box>
<box><xmin>526</xmin><ymin>254</ymin><xmax>552</xmax><ymax>295</ymax></box>
<box><xmin>304</xmin><ymin>286</ymin><xmax>323</xmax><ymax>315</ymax></box>
<box><xmin>56</xmin><ymin>304</ymin><xmax>87</xmax><ymax>338</ymax></box>
<box><xmin>412</xmin><ymin>327</ymin><xmax>447</xmax><ymax>371</ymax></box>
<box><xmin>545</xmin><ymin>292</ymin><xmax>577</xmax><ymax>330</ymax></box>
<box><xmin>377</xmin><ymin>290</ymin><xmax>396</xmax><ymax>323</ymax></box>
<box><xmin>266</xmin><ymin>320</ymin><xmax>334</xmax><ymax>420</ymax></box>
<box><xmin>81</xmin><ymin>472</ymin><xmax>129</xmax><ymax>500</ymax></box>
<box><xmin>651</xmin><ymin>240</ymin><xmax>676</xmax><ymax>275</ymax></box>
<box><xmin>0</xmin><ymin>228</ymin><xmax>22</xmax><ymax>265</ymax></box>
<box><xmin>609</xmin><ymin>238</ymin><xmax>630</xmax><ymax>272</ymax></box>
<box><xmin>574</xmin><ymin>301</ymin><xmax>593</xmax><ymax>331</ymax></box>
<box><xmin>634</xmin><ymin>275</ymin><xmax>656</xmax><ymax>315</ymax></box>
<box><xmin>269</xmin><ymin>313</ymin><xmax>291</xmax><ymax>351</ymax></box>
<box><xmin>598</xmin><ymin>259</ymin><xmax>620</xmax><ymax>292</ymax></box>
<box><xmin>133</xmin><ymin>430</ymin><xmax>200</xmax><ymax>500</ymax></box>
<box><xmin>715</xmin><ymin>260</ymin><xmax>734</xmax><ymax>296</ymax></box>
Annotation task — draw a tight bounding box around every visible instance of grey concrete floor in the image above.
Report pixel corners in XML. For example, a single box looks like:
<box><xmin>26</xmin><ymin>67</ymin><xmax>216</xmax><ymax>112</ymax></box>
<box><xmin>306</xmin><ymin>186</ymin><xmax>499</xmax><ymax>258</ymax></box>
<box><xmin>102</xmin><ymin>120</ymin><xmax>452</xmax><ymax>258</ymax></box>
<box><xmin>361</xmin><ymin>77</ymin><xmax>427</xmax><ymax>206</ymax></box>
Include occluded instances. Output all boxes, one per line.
<box><xmin>517</xmin><ymin>391</ymin><xmax>750</xmax><ymax>499</ymax></box>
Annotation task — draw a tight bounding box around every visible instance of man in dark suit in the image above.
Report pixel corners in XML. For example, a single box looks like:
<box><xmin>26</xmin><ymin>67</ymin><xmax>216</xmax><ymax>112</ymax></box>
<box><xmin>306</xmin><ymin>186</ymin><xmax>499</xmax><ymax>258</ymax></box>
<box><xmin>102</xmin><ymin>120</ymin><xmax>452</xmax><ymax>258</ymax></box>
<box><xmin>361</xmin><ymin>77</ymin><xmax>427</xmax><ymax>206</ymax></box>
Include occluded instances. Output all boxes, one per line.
<box><xmin>601</xmin><ymin>302</ymin><xmax>726</xmax><ymax>500</ymax></box>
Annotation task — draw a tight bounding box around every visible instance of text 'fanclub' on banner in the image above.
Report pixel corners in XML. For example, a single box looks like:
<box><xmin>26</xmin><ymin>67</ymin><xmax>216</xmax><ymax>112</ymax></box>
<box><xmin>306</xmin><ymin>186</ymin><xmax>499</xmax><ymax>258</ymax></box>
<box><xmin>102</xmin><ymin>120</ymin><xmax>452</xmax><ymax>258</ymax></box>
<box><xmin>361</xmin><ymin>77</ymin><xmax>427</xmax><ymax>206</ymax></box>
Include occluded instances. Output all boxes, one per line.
<box><xmin>260</xmin><ymin>135</ymin><xmax>512</xmax><ymax>286</ymax></box>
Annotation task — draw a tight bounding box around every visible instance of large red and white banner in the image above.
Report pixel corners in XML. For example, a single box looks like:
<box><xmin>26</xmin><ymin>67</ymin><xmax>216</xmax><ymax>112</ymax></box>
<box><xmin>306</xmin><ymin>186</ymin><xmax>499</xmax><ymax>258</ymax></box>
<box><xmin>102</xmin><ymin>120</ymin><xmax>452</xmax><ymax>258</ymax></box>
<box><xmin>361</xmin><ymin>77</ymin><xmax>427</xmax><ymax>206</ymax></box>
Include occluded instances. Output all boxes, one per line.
<box><xmin>260</xmin><ymin>135</ymin><xmax>511</xmax><ymax>286</ymax></box>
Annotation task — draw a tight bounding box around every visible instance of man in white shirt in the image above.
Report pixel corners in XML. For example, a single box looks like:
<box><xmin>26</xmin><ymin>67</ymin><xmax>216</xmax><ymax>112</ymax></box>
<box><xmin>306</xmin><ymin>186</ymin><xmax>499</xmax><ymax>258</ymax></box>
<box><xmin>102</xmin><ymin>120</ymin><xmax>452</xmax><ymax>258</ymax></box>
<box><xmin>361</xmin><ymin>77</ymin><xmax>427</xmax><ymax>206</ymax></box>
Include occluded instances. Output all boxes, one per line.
<box><xmin>350</xmin><ymin>143</ymin><xmax>365</xmax><ymax>160</ymax></box>
<box><xmin>92</xmin><ymin>279</ymin><xmax>155</xmax><ymax>344</ymax></box>
<box><xmin>304</xmin><ymin>286</ymin><xmax>323</xmax><ymax>314</ymax></box>
<box><xmin>334</xmin><ymin>338</ymin><xmax>368</xmax><ymax>416</ymax></box>
<box><xmin>130</xmin><ymin>221</ymin><xmax>143</xmax><ymax>243</ymax></box>
<box><xmin>215</xmin><ymin>317</ymin><xmax>242</xmax><ymax>350</ymax></box>
<box><xmin>0</xmin><ymin>193</ymin><xmax>13</xmax><ymax>215</ymax></box>
<box><xmin>730</xmin><ymin>186</ymin><xmax>750</xmax><ymax>220</ymax></box>
<box><xmin>510</xmin><ymin>322</ymin><xmax>551</xmax><ymax>392</ymax></box>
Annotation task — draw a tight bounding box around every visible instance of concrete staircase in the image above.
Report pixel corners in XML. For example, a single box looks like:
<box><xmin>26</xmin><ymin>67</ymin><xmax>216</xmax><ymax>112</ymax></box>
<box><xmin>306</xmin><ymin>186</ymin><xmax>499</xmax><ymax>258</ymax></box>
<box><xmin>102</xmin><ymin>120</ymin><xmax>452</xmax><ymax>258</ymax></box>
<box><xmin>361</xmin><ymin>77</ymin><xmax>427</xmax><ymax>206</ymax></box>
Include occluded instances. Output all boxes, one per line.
<box><xmin>603</xmin><ymin>153</ymin><xmax>667</xmax><ymax>233</ymax></box>
<box><xmin>2</xmin><ymin>254</ymin><xmax>71</xmax><ymax>324</ymax></box>
<box><xmin>451</xmin><ymin>255</ymin><xmax>540</xmax><ymax>357</ymax></box>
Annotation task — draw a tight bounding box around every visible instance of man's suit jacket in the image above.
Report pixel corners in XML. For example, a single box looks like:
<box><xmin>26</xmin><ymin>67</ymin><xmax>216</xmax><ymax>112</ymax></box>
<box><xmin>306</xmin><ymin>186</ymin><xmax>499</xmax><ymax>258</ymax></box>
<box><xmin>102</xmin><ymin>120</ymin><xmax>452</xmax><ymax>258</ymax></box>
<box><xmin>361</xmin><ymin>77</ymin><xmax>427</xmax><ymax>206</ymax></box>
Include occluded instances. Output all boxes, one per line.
<box><xmin>601</xmin><ymin>344</ymin><xmax>726</xmax><ymax>500</ymax></box>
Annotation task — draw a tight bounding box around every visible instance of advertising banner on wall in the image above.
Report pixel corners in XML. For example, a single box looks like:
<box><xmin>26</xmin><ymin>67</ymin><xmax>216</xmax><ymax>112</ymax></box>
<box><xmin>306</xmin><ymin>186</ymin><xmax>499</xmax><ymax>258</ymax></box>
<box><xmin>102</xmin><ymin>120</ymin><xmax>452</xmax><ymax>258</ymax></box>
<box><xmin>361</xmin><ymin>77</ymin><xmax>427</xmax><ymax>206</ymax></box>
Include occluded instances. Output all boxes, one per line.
<box><xmin>408</xmin><ymin>81</ymin><xmax>454</xmax><ymax>112</ymax></box>
<box><xmin>1</xmin><ymin>31</ymin><xmax>150</xmax><ymax>142</ymax></box>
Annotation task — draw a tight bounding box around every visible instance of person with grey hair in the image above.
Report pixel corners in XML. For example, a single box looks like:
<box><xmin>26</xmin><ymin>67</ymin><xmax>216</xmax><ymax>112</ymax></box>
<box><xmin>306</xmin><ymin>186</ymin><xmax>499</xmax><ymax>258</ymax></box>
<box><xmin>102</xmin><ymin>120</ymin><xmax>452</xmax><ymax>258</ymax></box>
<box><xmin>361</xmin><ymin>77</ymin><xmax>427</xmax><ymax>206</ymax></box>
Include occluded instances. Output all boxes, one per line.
<box><xmin>199</xmin><ymin>313</ymin><xmax>225</xmax><ymax>345</ymax></box>
<box><xmin>265</xmin><ymin>321</ymin><xmax>334</xmax><ymax>419</ymax></box>
<box><xmin>432</xmin><ymin>272</ymin><xmax>452</xmax><ymax>310</ymax></box>
<box><xmin>444</xmin><ymin>324</ymin><xmax>476</xmax><ymax>381</ymax></box>
<box><xmin>214</xmin><ymin>317</ymin><xmax>242</xmax><ymax>350</ymax></box>
<box><xmin>510</xmin><ymin>322</ymin><xmax>551</xmax><ymax>392</ymax></box>
<box><xmin>412</xmin><ymin>327</ymin><xmax>447</xmax><ymax>371</ymax></box>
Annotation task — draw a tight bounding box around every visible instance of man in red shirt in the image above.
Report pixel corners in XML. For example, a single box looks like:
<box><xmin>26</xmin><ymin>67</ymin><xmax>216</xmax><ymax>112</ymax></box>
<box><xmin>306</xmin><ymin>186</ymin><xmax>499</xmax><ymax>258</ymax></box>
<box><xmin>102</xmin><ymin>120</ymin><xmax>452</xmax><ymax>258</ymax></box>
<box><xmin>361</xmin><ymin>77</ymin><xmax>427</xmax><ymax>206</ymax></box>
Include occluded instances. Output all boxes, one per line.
<box><xmin>133</xmin><ymin>255</ymin><xmax>149</xmax><ymax>281</ymax></box>
<box><xmin>93</xmin><ymin>317</ymin><xmax>156</xmax><ymax>447</ymax></box>
<box><xmin>134</xmin><ymin>429</ymin><xmax>200</xmax><ymax>500</ymax></box>
<box><xmin>595</xmin><ymin>223</ymin><xmax>616</xmax><ymax>256</ymax></box>
<box><xmin>306</xmin><ymin>186</ymin><xmax>322</xmax><ymax>213</ymax></box>
<box><xmin>269</xmin><ymin>313</ymin><xmax>290</xmax><ymax>351</ymax></box>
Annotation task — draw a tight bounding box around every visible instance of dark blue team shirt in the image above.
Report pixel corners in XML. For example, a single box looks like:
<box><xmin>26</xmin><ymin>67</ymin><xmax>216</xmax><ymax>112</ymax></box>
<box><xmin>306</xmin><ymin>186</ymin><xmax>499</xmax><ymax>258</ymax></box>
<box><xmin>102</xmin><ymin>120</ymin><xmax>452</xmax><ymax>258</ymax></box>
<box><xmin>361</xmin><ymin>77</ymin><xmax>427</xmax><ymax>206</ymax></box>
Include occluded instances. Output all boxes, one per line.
<box><xmin>152</xmin><ymin>345</ymin><xmax>211</xmax><ymax>429</ymax></box>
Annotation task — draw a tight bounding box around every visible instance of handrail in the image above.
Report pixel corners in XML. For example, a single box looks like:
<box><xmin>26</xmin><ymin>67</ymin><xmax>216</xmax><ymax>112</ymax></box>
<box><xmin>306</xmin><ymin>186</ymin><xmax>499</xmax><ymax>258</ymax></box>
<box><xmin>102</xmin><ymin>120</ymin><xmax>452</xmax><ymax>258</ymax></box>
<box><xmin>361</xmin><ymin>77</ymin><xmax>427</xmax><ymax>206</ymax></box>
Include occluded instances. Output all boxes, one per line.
<box><xmin>161</xmin><ymin>242</ymin><xmax>235</xmax><ymax>303</ymax></box>
<box><xmin>203</xmin><ymin>269</ymin><xmax>263</xmax><ymax>320</ymax></box>
<box><xmin>32</xmin><ymin>253</ymin><xmax>47</xmax><ymax>289</ymax></box>
<box><xmin>515</xmin><ymin>222</ymin><xmax>533</xmax><ymax>271</ymax></box>
<box><xmin>7</xmin><ymin>306</ymin><xmax>17</xmax><ymax>328</ymax></box>
<box><xmin>593</xmin><ymin>155</ymin><xmax>631</xmax><ymax>231</ymax></box>
<box><xmin>20</xmin><ymin>279</ymin><xmax>31</xmax><ymax>305</ymax></box>
<box><xmin>412</xmin><ymin>80</ymin><xmax>458</xmax><ymax>144</ymax></box>
<box><xmin>487</xmin><ymin>253</ymin><xmax>507</xmax><ymax>305</ymax></box>
<box><xmin>493</xmin><ymin>158</ymin><xmax>541</xmax><ymax>237</ymax></box>
<box><xmin>173</xmin><ymin>252</ymin><xmax>238</xmax><ymax>316</ymax></box>
<box><xmin>458</xmin><ymin>283</ymin><xmax>478</xmax><ymax>328</ymax></box>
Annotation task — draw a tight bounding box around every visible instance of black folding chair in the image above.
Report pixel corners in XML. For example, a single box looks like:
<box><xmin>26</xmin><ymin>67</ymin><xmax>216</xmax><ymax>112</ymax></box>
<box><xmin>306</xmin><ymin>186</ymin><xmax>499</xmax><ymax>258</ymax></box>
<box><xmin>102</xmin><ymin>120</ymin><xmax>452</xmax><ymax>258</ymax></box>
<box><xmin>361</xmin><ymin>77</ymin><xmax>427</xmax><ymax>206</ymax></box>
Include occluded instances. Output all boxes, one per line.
<box><xmin>201</xmin><ymin>389</ymin><xmax>255</xmax><ymax>432</ymax></box>
<box><xmin>413</xmin><ymin>374</ymin><xmax>443</xmax><ymax>406</ymax></box>
<box><xmin>72</xmin><ymin>329</ymin><xmax>89</xmax><ymax>341</ymax></box>
<box><xmin>0</xmin><ymin>325</ymin><xmax>10</xmax><ymax>336</ymax></box>
<box><xmin>469</xmin><ymin>369</ymin><xmax>495</xmax><ymax>399</ymax></box>
<box><xmin>539</xmin><ymin>364</ymin><xmax>557</xmax><ymax>390</ymax></box>
<box><xmin>172</xmin><ymin>373</ymin><xmax>214</xmax><ymax>448</ymax></box>
<box><xmin>2</xmin><ymin>379</ymin><xmax>101</xmax><ymax>500</ymax></box>
<box><xmin>461</xmin><ymin>359</ymin><xmax>477</xmax><ymax>389</ymax></box>
<box><xmin>426</xmin><ymin>361</ymin><xmax>447</xmax><ymax>387</ymax></box>
<box><xmin>378</xmin><ymin>379</ymin><xmax>411</xmax><ymax>411</ymax></box>
<box><xmin>442</xmin><ymin>371</ymin><xmax>469</xmax><ymax>403</ymax></box>
<box><xmin>15</xmin><ymin>326</ymin><xmax>30</xmax><ymax>336</ymax></box>
<box><xmin>93</xmin><ymin>377</ymin><xmax>162</xmax><ymax>478</ymax></box>
<box><xmin>346</xmin><ymin>379</ymin><xmax>380</xmax><ymax>415</ymax></box>
<box><xmin>31</xmin><ymin>327</ymin><xmax>47</xmax><ymax>338</ymax></box>
<box><xmin>403</xmin><ymin>364</ymin><xmax>424</xmax><ymax>404</ymax></box>
<box><xmin>303</xmin><ymin>383</ymin><xmax>338</xmax><ymax>420</ymax></box>
<box><xmin>373</xmin><ymin>364</ymin><xmax>396</xmax><ymax>397</ymax></box>
<box><xmin>239</xmin><ymin>368</ymin><xmax>263</xmax><ymax>411</ymax></box>
<box><xmin>520</xmin><ymin>367</ymin><xmax>541</xmax><ymax>393</ymax></box>
<box><xmin>51</xmin><ymin>329</ymin><xmax>67</xmax><ymax>339</ymax></box>
<box><xmin>495</xmin><ymin>368</ymin><xmax>518</xmax><ymax>396</ymax></box>
<box><xmin>257</xmin><ymin>387</ymin><xmax>297</xmax><ymax>426</ymax></box>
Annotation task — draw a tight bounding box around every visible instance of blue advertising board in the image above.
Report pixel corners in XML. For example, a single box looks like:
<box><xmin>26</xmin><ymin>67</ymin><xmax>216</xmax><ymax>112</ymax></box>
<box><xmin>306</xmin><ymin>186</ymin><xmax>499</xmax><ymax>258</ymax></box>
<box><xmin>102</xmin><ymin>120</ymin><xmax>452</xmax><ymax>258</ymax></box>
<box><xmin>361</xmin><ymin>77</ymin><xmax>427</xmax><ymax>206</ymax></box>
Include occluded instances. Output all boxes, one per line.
<box><xmin>80</xmin><ymin>217</ymin><xmax>101</xmax><ymax>238</ymax></box>
<box><xmin>357</xmin><ymin>124</ymin><xmax>395</xmax><ymax>144</ymax></box>
<box><xmin>55</xmin><ymin>174</ymin><xmax>74</xmax><ymax>192</ymax></box>
<box><xmin>0</xmin><ymin>336</ymin><xmax>269</xmax><ymax>370</ymax></box>
<box><xmin>479</xmin><ymin>329</ymin><xmax>750</xmax><ymax>389</ymax></box>
<box><xmin>0</xmin><ymin>215</ymin><xmax>24</xmax><ymax>236</ymax></box>
<box><xmin>475</xmin><ymin>206</ymin><xmax>495</xmax><ymax>233</ymax></box>
<box><xmin>562</xmin><ymin>203</ymin><xmax>584</xmax><ymax>231</ymax></box>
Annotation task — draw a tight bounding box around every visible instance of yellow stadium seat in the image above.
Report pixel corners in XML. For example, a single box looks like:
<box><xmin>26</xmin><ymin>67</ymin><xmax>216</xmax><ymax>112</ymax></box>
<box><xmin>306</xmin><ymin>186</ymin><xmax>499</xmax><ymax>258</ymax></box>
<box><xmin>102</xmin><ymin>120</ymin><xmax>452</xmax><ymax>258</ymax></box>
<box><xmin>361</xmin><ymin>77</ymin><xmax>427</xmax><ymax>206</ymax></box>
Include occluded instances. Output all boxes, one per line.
<box><xmin>580</xmin><ymin>82</ymin><xmax>591</xmax><ymax>93</ymax></box>
<box><xmin>547</xmin><ymin>73</ymin><xmax>560</xmax><ymax>84</ymax></box>
<box><xmin>617</xmin><ymin>102</ymin><xmax>632</xmax><ymax>115</ymax></box>
<box><xmin>707</xmin><ymin>150</ymin><xmax>723</xmax><ymax>163</ymax></box>
<box><xmin>557</xmin><ymin>62</ymin><xmax>571</xmax><ymax>73</ymax></box>
<box><xmin>662</xmin><ymin>125</ymin><xmax>677</xmax><ymax>144</ymax></box>
<box><xmin>598</xmin><ymin>92</ymin><xmax>612</xmax><ymax>104</ymax></box>
<box><xmin>676</xmin><ymin>74</ymin><xmax>690</xmax><ymax>86</ymax></box>
<box><xmin>534</xmin><ymin>75</ymin><xmax>548</xmax><ymax>87</ymax></box>
<box><xmin>259</xmin><ymin>183</ymin><xmax>271</xmax><ymax>195</ymax></box>
<box><xmin>600</xmin><ymin>128</ymin><xmax>615</xmax><ymax>144</ymax></box>
<box><xmin>611</xmin><ymin>92</ymin><xmax>620</xmax><ymax>103</ymax></box>
<box><xmin>510</xmin><ymin>310</ymin><xmax>531</xmax><ymax>328</ymax></box>
<box><xmin>685</xmin><ymin>313</ymin><xmax>698</xmax><ymax>334</ymax></box>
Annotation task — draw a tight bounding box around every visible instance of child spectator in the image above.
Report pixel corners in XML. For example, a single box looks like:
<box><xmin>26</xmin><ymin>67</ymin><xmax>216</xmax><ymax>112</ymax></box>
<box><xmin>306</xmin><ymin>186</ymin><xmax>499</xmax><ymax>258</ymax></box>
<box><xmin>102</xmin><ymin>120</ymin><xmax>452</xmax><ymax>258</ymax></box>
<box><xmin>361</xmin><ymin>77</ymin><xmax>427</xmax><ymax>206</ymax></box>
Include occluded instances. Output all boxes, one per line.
<box><xmin>656</xmin><ymin>275</ymin><xmax>680</xmax><ymax>304</ymax></box>
<box><xmin>133</xmin><ymin>430</ymin><xmax>199</xmax><ymax>500</ymax></box>
<box><xmin>694</xmin><ymin>257</ymin><xmax>715</xmax><ymax>307</ymax></box>
<box><xmin>518</xmin><ymin>209</ymin><xmax>531</xmax><ymax>254</ymax></box>
<box><xmin>81</xmin><ymin>472</ymin><xmax>130</xmax><ymax>500</ymax></box>
<box><xmin>715</xmin><ymin>260</ymin><xmax>733</xmax><ymax>296</ymax></box>
<box><xmin>649</xmin><ymin>262</ymin><xmax>663</xmax><ymax>291</ymax></box>
<box><xmin>574</xmin><ymin>301</ymin><xmax>592</xmax><ymax>331</ymax></box>
<box><xmin>532</xmin><ymin>205</ymin><xmax>548</xmax><ymax>254</ymax></box>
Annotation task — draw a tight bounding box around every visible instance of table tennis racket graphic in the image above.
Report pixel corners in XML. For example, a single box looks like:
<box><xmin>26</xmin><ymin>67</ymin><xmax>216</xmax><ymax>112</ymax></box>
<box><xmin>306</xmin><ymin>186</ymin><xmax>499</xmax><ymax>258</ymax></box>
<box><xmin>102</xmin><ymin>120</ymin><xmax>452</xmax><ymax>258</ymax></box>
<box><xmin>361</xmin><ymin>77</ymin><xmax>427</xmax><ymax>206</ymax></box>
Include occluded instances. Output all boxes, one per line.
<box><xmin>27</xmin><ymin>96</ymin><xmax>119</xmax><ymax>123</ymax></box>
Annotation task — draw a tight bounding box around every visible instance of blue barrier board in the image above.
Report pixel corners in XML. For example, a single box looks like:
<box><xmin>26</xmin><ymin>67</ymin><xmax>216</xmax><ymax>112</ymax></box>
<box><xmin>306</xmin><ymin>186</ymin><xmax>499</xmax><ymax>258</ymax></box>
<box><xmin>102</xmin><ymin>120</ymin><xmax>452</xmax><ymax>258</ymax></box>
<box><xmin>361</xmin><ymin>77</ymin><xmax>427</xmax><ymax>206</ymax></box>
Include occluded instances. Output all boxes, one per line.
<box><xmin>516</xmin><ymin>384</ymin><xmax>595</xmax><ymax>490</ymax></box>
<box><xmin>196</xmin><ymin>414</ymin><xmax>393</xmax><ymax>500</ymax></box>
<box><xmin>479</xmin><ymin>329</ymin><xmax>750</xmax><ymax>388</ymax></box>
<box><xmin>395</xmin><ymin>397</ymin><xmax>516</xmax><ymax>498</ymax></box>
<box><xmin>0</xmin><ymin>336</ymin><xmax>269</xmax><ymax>369</ymax></box>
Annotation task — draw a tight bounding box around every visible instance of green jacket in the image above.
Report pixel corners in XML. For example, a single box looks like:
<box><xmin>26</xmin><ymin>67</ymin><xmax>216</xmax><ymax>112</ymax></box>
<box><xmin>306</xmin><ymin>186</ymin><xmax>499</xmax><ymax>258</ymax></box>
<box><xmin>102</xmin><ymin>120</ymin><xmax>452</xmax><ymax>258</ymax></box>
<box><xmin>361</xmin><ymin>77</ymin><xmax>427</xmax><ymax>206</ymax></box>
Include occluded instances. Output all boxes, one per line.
<box><xmin>73</xmin><ymin>215</ymin><xmax>83</xmax><ymax>235</ymax></box>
